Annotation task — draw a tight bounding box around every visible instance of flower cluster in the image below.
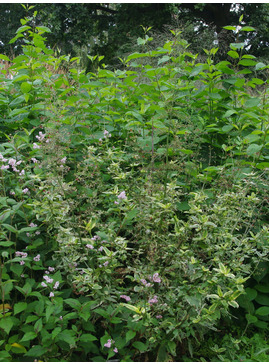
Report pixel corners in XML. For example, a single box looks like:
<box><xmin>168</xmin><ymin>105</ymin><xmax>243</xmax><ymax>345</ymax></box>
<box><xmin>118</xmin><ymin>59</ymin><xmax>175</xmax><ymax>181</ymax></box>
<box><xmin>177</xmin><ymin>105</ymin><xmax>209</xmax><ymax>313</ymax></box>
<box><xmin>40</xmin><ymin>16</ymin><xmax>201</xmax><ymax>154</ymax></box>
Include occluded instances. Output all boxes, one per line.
<box><xmin>148</xmin><ymin>295</ymin><xmax>158</xmax><ymax>305</ymax></box>
<box><xmin>141</xmin><ymin>278</ymin><xmax>152</xmax><ymax>287</ymax></box>
<box><xmin>104</xmin><ymin>338</ymin><xmax>118</xmax><ymax>353</ymax></box>
<box><xmin>40</xmin><ymin>267</ymin><xmax>60</xmax><ymax>298</ymax></box>
<box><xmin>0</xmin><ymin>154</ymin><xmax>24</xmax><ymax>175</ymax></box>
<box><xmin>120</xmin><ymin>295</ymin><xmax>131</xmax><ymax>302</ymax></box>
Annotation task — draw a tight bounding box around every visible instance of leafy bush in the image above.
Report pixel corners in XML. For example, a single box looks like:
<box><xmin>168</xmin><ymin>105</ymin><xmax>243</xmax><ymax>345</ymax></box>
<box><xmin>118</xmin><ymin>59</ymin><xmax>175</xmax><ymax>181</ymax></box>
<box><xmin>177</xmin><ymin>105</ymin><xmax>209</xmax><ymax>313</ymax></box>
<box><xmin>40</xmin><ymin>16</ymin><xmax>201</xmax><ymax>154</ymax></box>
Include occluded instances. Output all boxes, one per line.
<box><xmin>0</xmin><ymin>11</ymin><xmax>268</xmax><ymax>361</ymax></box>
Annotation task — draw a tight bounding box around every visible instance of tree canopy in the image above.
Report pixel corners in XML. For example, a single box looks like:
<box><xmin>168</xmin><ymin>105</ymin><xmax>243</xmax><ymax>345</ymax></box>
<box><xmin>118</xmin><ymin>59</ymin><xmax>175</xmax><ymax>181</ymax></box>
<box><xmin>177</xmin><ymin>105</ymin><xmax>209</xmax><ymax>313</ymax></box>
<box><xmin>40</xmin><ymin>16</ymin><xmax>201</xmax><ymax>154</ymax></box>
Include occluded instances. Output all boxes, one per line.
<box><xmin>0</xmin><ymin>3</ymin><xmax>268</xmax><ymax>67</ymax></box>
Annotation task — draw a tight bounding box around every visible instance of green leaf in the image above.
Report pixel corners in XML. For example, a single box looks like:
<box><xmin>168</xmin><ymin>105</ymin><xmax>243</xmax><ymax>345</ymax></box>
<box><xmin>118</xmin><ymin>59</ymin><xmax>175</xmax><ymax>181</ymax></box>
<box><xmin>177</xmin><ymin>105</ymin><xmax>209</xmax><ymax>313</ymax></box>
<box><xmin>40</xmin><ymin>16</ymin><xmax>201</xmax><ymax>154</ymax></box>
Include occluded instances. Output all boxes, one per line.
<box><xmin>255</xmin><ymin>294</ymin><xmax>269</xmax><ymax>306</ymax></box>
<box><xmin>230</xmin><ymin>43</ymin><xmax>245</xmax><ymax>50</ymax></box>
<box><xmin>14</xmin><ymin>302</ymin><xmax>27</xmax><ymax>315</ymax></box>
<box><xmin>126</xmin><ymin>330</ymin><xmax>136</xmax><ymax>343</ymax></box>
<box><xmin>256</xmin><ymin>307</ymin><xmax>269</xmax><ymax>316</ymax></box>
<box><xmin>241</xmin><ymin>26</ymin><xmax>256</xmax><ymax>31</ymax></box>
<box><xmin>227</xmin><ymin>51</ymin><xmax>239</xmax><ymax>59</ymax></box>
<box><xmin>20</xmin><ymin>331</ymin><xmax>37</xmax><ymax>342</ymax></box>
<box><xmin>1</xmin><ymin>224</ymin><xmax>18</xmax><ymax>233</ymax></box>
<box><xmin>246</xmin><ymin>144</ymin><xmax>262</xmax><ymax>157</ymax></box>
<box><xmin>16</xmin><ymin>25</ymin><xmax>31</xmax><ymax>34</ymax></box>
<box><xmin>34</xmin><ymin>318</ymin><xmax>43</xmax><ymax>333</ymax></box>
<box><xmin>223</xmin><ymin>26</ymin><xmax>237</xmax><ymax>31</ymax></box>
<box><xmin>45</xmin><ymin>304</ymin><xmax>54</xmax><ymax>322</ymax></box>
<box><xmin>245</xmin><ymin>98</ymin><xmax>260</xmax><ymax>108</ymax></box>
<box><xmin>20</xmin><ymin>82</ymin><xmax>32</xmax><ymax>94</ymax></box>
<box><xmin>255</xmin><ymin>62</ymin><xmax>266</xmax><ymax>70</ymax></box>
<box><xmin>79</xmin><ymin>334</ymin><xmax>97</xmax><ymax>342</ymax></box>
<box><xmin>254</xmin><ymin>320</ymin><xmax>268</xmax><ymax>329</ymax></box>
<box><xmin>56</xmin><ymin>330</ymin><xmax>76</xmax><ymax>347</ymax></box>
<box><xmin>0</xmin><ymin>317</ymin><xmax>13</xmax><ymax>335</ymax></box>
<box><xmin>132</xmin><ymin>341</ymin><xmax>148</xmax><ymax>352</ymax></box>
<box><xmin>64</xmin><ymin>298</ymin><xmax>81</xmax><ymax>310</ymax></box>
<box><xmin>246</xmin><ymin>313</ymin><xmax>258</xmax><ymax>323</ymax></box>
<box><xmin>238</xmin><ymin>59</ymin><xmax>257</xmax><ymax>67</ymax></box>
<box><xmin>25</xmin><ymin>345</ymin><xmax>47</xmax><ymax>357</ymax></box>
<box><xmin>245</xmin><ymin>288</ymin><xmax>257</xmax><ymax>301</ymax></box>
<box><xmin>0</xmin><ymin>54</ymin><xmax>10</xmax><ymax>62</ymax></box>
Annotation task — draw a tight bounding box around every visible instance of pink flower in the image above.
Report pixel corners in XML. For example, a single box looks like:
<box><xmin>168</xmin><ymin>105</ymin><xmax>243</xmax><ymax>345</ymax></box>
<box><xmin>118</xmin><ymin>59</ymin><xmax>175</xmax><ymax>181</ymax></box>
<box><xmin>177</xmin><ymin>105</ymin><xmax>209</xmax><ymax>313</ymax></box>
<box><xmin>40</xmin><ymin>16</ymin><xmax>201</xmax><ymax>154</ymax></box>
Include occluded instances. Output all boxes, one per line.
<box><xmin>29</xmin><ymin>222</ymin><xmax>37</xmax><ymax>227</ymax></box>
<box><xmin>41</xmin><ymin>282</ymin><xmax>47</xmax><ymax>287</ymax></box>
<box><xmin>114</xmin><ymin>201</ymin><xmax>119</xmax><ymax>205</ymax></box>
<box><xmin>103</xmin><ymin>261</ymin><xmax>109</xmax><ymax>266</ymax></box>
<box><xmin>113</xmin><ymin>348</ymin><xmax>118</xmax><ymax>353</ymax></box>
<box><xmin>49</xmin><ymin>292</ymin><xmax>54</xmax><ymax>297</ymax></box>
<box><xmin>33</xmin><ymin>143</ymin><xmax>40</xmax><ymax>149</ymax></box>
<box><xmin>8</xmin><ymin>158</ymin><xmax>16</xmax><ymax>167</ymax></box>
<box><xmin>19</xmin><ymin>169</ymin><xmax>25</xmax><ymax>176</ymax></box>
<box><xmin>120</xmin><ymin>295</ymin><xmax>131</xmax><ymax>302</ymax></box>
<box><xmin>60</xmin><ymin>157</ymin><xmax>67</xmax><ymax>164</ymax></box>
<box><xmin>86</xmin><ymin>244</ymin><xmax>94</xmax><ymax>249</ymax></box>
<box><xmin>48</xmin><ymin>267</ymin><xmax>55</xmax><ymax>272</ymax></box>
<box><xmin>156</xmin><ymin>315</ymin><xmax>163</xmax><ymax>319</ymax></box>
<box><xmin>148</xmin><ymin>295</ymin><xmax>158</xmax><ymax>305</ymax></box>
<box><xmin>22</xmin><ymin>188</ymin><xmax>29</xmax><ymax>194</ymax></box>
<box><xmin>117</xmin><ymin>191</ymin><xmax>126</xmax><ymax>200</ymax></box>
<box><xmin>33</xmin><ymin>254</ymin><xmax>40</xmax><ymax>262</ymax></box>
<box><xmin>152</xmin><ymin>273</ymin><xmax>161</xmax><ymax>283</ymax></box>
<box><xmin>1</xmin><ymin>165</ymin><xmax>9</xmax><ymax>170</ymax></box>
<box><xmin>31</xmin><ymin>158</ymin><xmax>38</xmax><ymax>163</ymax></box>
<box><xmin>20</xmin><ymin>261</ymin><xmax>25</xmax><ymax>265</ymax></box>
<box><xmin>104</xmin><ymin>339</ymin><xmax>112</xmax><ymax>348</ymax></box>
<box><xmin>36</xmin><ymin>132</ymin><xmax>46</xmax><ymax>141</ymax></box>
<box><xmin>54</xmin><ymin>281</ymin><xmax>60</xmax><ymax>289</ymax></box>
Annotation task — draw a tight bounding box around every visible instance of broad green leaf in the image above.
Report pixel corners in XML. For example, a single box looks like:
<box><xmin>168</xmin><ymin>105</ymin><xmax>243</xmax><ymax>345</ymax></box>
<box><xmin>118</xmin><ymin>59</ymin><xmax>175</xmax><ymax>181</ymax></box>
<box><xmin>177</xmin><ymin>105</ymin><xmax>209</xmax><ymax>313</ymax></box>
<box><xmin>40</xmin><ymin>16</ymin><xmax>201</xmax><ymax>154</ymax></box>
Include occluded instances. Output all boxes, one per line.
<box><xmin>14</xmin><ymin>302</ymin><xmax>27</xmax><ymax>315</ymax></box>
<box><xmin>244</xmin><ymin>98</ymin><xmax>260</xmax><ymax>108</ymax></box>
<box><xmin>227</xmin><ymin>50</ymin><xmax>239</xmax><ymax>59</ymax></box>
<box><xmin>255</xmin><ymin>294</ymin><xmax>269</xmax><ymax>306</ymax></box>
<box><xmin>16</xmin><ymin>25</ymin><xmax>31</xmax><ymax>34</ymax></box>
<box><xmin>25</xmin><ymin>345</ymin><xmax>47</xmax><ymax>357</ymax></box>
<box><xmin>20</xmin><ymin>331</ymin><xmax>37</xmax><ymax>342</ymax></box>
<box><xmin>34</xmin><ymin>318</ymin><xmax>43</xmax><ymax>333</ymax></box>
<box><xmin>245</xmin><ymin>288</ymin><xmax>257</xmax><ymax>301</ymax></box>
<box><xmin>20</xmin><ymin>82</ymin><xmax>32</xmax><ymax>94</ymax></box>
<box><xmin>1</xmin><ymin>224</ymin><xmax>17</xmax><ymax>233</ymax></box>
<box><xmin>245</xmin><ymin>313</ymin><xmax>258</xmax><ymax>323</ymax></box>
<box><xmin>79</xmin><ymin>333</ymin><xmax>97</xmax><ymax>342</ymax></box>
<box><xmin>0</xmin><ymin>54</ymin><xmax>10</xmax><ymax>62</ymax></box>
<box><xmin>256</xmin><ymin>306</ymin><xmax>269</xmax><ymax>316</ymax></box>
<box><xmin>230</xmin><ymin>43</ymin><xmax>245</xmax><ymax>50</ymax></box>
<box><xmin>254</xmin><ymin>320</ymin><xmax>268</xmax><ymax>329</ymax></box>
<box><xmin>0</xmin><ymin>316</ymin><xmax>13</xmax><ymax>334</ymax></box>
<box><xmin>241</xmin><ymin>26</ymin><xmax>255</xmax><ymax>31</ymax></box>
<box><xmin>246</xmin><ymin>144</ymin><xmax>262</xmax><ymax>157</ymax></box>
<box><xmin>126</xmin><ymin>330</ymin><xmax>136</xmax><ymax>342</ymax></box>
<box><xmin>238</xmin><ymin>59</ymin><xmax>257</xmax><ymax>67</ymax></box>
<box><xmin>56</xmin><ymin>330</ymin><xmax>76</xmax><ymax>347</ymax></box>
<box><xmin>132</xmin><ymin>341</ymin><xmax>148</xmax><ymax>352</ymax></box>
<box><xmin>255</xmin><ymin>62</ymin><xmax>266</xmax><ymax>70</ymax></box>
<box><xmin>223</xmin><ymin>26</ymin><xmax>237</xmax><ymax>31</ymax></box>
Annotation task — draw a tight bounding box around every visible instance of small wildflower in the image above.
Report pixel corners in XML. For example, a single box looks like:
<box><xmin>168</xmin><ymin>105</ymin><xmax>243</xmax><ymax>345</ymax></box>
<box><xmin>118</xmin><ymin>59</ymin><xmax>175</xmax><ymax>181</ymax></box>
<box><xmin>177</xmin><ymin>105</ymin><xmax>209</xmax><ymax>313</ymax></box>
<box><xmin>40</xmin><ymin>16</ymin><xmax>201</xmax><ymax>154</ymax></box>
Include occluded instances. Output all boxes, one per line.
<box><xmin>120</xmin><ymin>295</ymin><xmax>131</xmax><ymax>302</ymax></box>
<box><xmin>36</xmin><ymin>131</ymin><xmax>46</xmax><ymax>141</ymax></box>
<box><xmin>104</xmin><ymin>339</ymin><xmax>112</xmax><ymax>348</ymax></box>
<box><xmin>8</xmin><ymin>158</ymin><xmax>16</xmax><ymax>166</ymax></box>
<box><xmin>148</xmin><ymin>295</ymin><xmax>158</xmax><ymax>305</ymax></box>
<box><xmin>19</xmin><ymin>169</ymin><xmax>25</xmax><ymax>176</ymax></box>
<box><xmin>35</xmin><ymin>231</ymin><xmax>40</xmax><ymax>235</ymax></box>
<box><xmin>33</xmin><ymin>143</ymin><xmax>40</xmax><ymax>149</ymax></box>
<box><xmin>41</xmin><ymin>282</ymin><xmax>47</xmax><ymax>287</ymax></box>
<box><xmin>1</xmin><ymin>165</ymin><xmax>9</xmax><ymax>170</ymax></box>
<box><xmin>99</xmin><ymin>138</ymin><xmax>102</xmax><ymax>142</ymax></box>
<box><xmin>98</xmin><ymin>246</ymin><xmax>103</xmax><ymax>252</ymax></box>
<box><xmin>54</xmin><ymin>281</ymin><xmax>60</xmax><ymax>290</ymax></box>
<box><xmin>26</xmin><ymin>232</ymin><xmax>31</xmax><ymax>237</ymax></box>
<box><xmin>21</xmin><ymin>274</ymin><xmax>24</xmax><ymax>278</ymax></box>
<box><xmin>117</xmin><ymin>191</ymin><xmax>127</xmax><ymax>200</ymax></box>
<box><xmin>103</xmin><ymin>261</ymin><xmax>109</xmax><ymax>266</ymax></box>
<box><xmin>152</xmin><ymin>273</ymin><xmax>161</xmax><ymax>283</ymax></box>
<box><xmin>59</xmin><ymin>316</ymin><xmax>63</xmax><ymax>320</ymax></box>
<box><xmin>43</xmin><ymin>275</ymin><xmax>53</xmax><ymax>284</ymax></box>
<box><xmin>45</xmin><ymin>271</ymin><xmax>49</xmax><ymax>274</ymax></box>
<box><xmin>114</xmin><ymin>201</ymin><xmax>119</xmax><ymax>205</ymax></box>
<box><xmin>49</xmin><ymin>292</ymin><xmax>54</xmax><ymax>298</ymax></box>
<box><xmin>48</xmin><ymin>267</ymin><xmax>55</xmax><ymax>272</ymax></box>
<box><xmin>113</xmin><ymin>348</ymin><xmax>118</xmax><ymax>353</ymax></box>
<box><xmin>86</xmin><ymin>244</ymin><xmax>94</xmax><ymax>249</ymax></box>
<box><xmin>29</xmin><ymin>222</ymin><xmax>37</xmax><ymax>228</ymax></box>
<box><xmin>22</xmin><ymin>188</ymin><xmax>29</xmax><ymax>194</ymax></box>
<box><xmin>60</xmin><ymin>157</ymin><xmax>67</xmax><ymax>164</ymax></box>
<box><xmin>9</xmin><ymin>191</ymin><xmax>15</xmax><ymax>195</ymax></box>
<box><xmin>31</xmin><ymin>157</ymin><xmax>38</xmax><ymax>163</ymax></box>
<box><xmin>20</xmin><ymin>261</ymin><xmax>25</xmax><ymax>265</ymax></box>
<box><xmin>156</xmin><ymin>315</ymin><xmax>163</xmax><ymax>319</ymax></box>
<box><xmin>33</xmin><ymin>254</ymin><xmax>40</xmax><ymax>262</ymax></box>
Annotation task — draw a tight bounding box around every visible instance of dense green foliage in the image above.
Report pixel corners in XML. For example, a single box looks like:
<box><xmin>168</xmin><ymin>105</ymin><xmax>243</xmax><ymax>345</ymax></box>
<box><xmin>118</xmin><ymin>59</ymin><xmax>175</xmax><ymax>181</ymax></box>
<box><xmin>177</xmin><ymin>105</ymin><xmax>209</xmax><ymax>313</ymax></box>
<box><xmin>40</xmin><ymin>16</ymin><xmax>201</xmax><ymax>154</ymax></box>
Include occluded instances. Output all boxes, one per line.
<box><xmin>0</xmin><ymin>11</ymin><xmax>268</xmax><ymax>361</ymax></box>
<box><xmin>0</xmin><ymin>3</ymin><xmax>268</xmax><ymax>67</ymax></box>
